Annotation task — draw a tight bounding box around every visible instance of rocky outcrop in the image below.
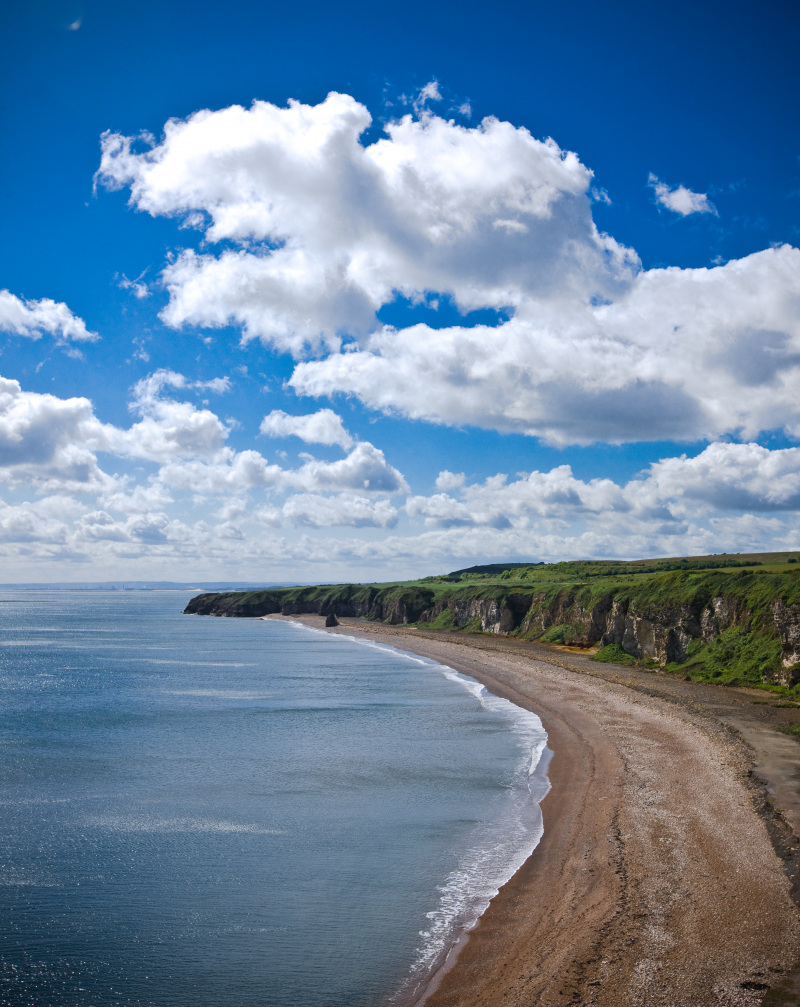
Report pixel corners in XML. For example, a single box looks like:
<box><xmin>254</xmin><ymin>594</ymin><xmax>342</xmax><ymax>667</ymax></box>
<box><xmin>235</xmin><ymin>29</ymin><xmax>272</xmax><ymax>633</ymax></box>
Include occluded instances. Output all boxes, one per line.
<box><xmin>772</xmin><ymin>599</ymin><xmax>800</xmax><ymax>685</ymax></box>
<box><xmin>600</xmin><ymin>601</ymin><xmax>703</xmax><ymax>665</ymax></box>
<box><xmin>701</xmin><ymin>596</ymin><xmax>743</xmax><ymax>641</ymax></box>
<box><xmin>419</xmin><ymin>593</ymin><xmax>533</xmax><ymax>634</ymax></box>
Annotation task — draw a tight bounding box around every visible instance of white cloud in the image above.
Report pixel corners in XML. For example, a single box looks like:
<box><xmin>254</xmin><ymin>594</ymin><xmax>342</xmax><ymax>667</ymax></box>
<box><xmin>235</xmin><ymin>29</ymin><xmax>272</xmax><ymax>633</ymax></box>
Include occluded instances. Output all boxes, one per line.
<box><xmin>0</xmin><ymin>376</ymin><xmax>113</xmax><ymax>491</ymax></box>
<box><xmin>639</xmin><ymin>442</ymin><xmax>800</xmax><ymax>511</ymax></box>
<box><xmin>100</xmin><ymin>482</ymin><xmax>174</xmax><ymax>516</ymax></box>
<box><xmin>0</xmin><ymin>290</ymin><xmax>98</xmax><ymax>343</ymax></box>
<box><xmin>76</xmin><ymin>510</ymin><xmax>129</xmax><ymax>543</ymax></box>
<box><xmin>116</xmin><ymin>272</ymin><xmax>151</xmax><ymax>299</ymax></box>
<box><xmin>2</xmin><ymin>417</ymin><xmax>800</xmax><ymax>579</ymax></box>
<box><xmin>260</xmin><ymin>408</ymin><xmax>354</xmax><ymax>449</ymax></box>
<box><xmin>406</xmin><ymin>492</ymin><xmax>475</xmax><ymax>528</ymax></box>
<box><xmin>404</xmin><ymin>443</ymin><xmax>800</xmax><ymax>540</ymax></box>
<box><xmin>156</xmin><ymin>439</ymin><xmax>406</xmax><ymax>497</ymax></box>
<box><xmin>96</xmin><ymin>93</ymin><xmax>800</xmax><ymax>447</ymax></box>
<box><xmin>105</xmin><ymin>370</ymin><xmax>232</xmax><ymax>462</ymax></box>
<box><xmin>407</xmin><ymin>466</ymin><xmax>626</xmax><ymax>530</ymax></box>
<box><xmin>0</xmin><ymin>371</ymin><xmax>247</xmax><ymax>495</ymax></box>
<box><xmin>293</xmin><ymin>245</ymin><xmax>800</xmax><ymax>445</ymax></box>
<box><xmin>413</xmin><ymin>80</ymin><xmax>442</xmax><ymax>116</ymax></box>
<box><xmin>97</xmin><ymin>93</ymin><xmax>637</xmax><ymax>357</ymax></box>
<box><xmin>435</xmin><ymin>470</ymin><xmax>466</xmax><ymax>492</ymax></box>
<box><xmin>157</xmin><ymin>449</ymin><xmax>283</xmax><ymax>493</ymax></box>
<box><xmin>282</xmin><ymin>493</ymin><xmax>398</xmax><ymax>527</ymax></box>
<box><xmin>0</xmin><ymin>499</ymin><xmax>71</xmax><ymax>545</ymax></box>
<box><xmin>292</xmin><ymin>442</ymin><xmax>408</xmax><ymax>494</ymax></box>
<box><xmin>648</xmin><ymin>174</ymin><xmax>717</xmax><ymax>216</ymax></box>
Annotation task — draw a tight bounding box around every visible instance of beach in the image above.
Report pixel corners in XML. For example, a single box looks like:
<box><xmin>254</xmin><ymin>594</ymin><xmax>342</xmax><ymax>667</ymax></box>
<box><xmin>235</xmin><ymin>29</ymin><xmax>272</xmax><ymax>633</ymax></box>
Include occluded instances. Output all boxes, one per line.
<box><xmin>280</xmin><ymin>616</ymin><xmax>800</xmax><ymax>1007</ymax></box>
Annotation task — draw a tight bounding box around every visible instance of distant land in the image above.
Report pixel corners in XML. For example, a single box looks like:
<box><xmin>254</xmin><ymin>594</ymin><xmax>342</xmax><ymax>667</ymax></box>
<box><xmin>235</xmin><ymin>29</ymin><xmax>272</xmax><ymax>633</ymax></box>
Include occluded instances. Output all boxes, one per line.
<box><xmin>185</xmin><ymin>551</ymin><xmax>800</xmax><ymax>692</ymax></box>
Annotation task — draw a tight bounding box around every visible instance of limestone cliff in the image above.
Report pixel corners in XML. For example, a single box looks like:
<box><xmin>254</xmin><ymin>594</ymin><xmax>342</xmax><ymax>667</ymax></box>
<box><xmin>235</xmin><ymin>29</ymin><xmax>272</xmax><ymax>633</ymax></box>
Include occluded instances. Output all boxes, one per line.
<box><xmin>184</xmin><ymin>564</ymin><xmax>800</xmax><ymax>688</ymax></box>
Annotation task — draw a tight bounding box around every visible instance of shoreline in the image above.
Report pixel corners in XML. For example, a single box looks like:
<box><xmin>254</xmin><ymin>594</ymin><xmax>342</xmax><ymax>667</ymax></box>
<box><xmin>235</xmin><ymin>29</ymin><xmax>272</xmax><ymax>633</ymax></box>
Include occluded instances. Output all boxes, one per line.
<box><xmin>270</xmin><ymin>615</ymin><xmax>800</xmax><ymax>1007</ymax></box>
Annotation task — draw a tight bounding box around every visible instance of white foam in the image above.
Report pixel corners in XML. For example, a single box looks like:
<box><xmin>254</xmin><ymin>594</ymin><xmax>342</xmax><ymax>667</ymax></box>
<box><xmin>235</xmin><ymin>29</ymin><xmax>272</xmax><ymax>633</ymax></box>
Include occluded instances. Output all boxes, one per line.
<box><xmin>397</xmin><ymin>678</ymin><xmax>550</xmax><ymax>1001</ymax></box>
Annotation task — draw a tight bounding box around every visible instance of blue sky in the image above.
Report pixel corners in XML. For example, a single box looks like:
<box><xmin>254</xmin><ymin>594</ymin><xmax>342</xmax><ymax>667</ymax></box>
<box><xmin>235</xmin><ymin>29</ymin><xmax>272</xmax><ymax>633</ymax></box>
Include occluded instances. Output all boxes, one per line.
<box><xmin>1</xmin><ymin>0</ymin><xmax>799</xmax><ymax>582</ymax></box>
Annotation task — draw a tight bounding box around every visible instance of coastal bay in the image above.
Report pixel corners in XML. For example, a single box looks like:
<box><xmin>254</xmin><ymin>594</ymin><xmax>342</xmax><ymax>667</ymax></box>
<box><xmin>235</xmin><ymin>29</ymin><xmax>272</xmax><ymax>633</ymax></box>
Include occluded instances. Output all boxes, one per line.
<box><xmin>282</xmin><ymin>615</ymin><xmax>800</xmax><ymax>1007</ymax></box>
<box><xmin>0</xmin><ymin>591</ymin><xmax>549</xmax><ymax>1007</ymax></box>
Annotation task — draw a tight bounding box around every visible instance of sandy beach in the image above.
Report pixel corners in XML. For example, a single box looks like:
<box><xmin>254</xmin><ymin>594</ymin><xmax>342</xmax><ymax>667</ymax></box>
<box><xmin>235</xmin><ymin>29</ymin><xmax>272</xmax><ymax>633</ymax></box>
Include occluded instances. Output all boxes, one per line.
<box><xmin>273</xmin><ymin>615</ymin><xmax>800</xmax><ymax>1007</ymax></box>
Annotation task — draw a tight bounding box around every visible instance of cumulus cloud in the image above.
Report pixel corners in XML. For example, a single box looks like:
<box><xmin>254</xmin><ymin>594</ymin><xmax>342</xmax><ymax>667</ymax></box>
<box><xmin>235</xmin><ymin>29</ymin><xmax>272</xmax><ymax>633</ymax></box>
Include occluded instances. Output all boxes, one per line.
<box><xmin>0</xmin><ymin>290</ymin><xmax>98</xmax><ymax>343</ymax></box>
<box><xmin>407</xmin><ymin>466</ymin><xmax>624</xmax><ymax>529</ymax></box>
<box><xmin>97</xmin><ymin>92</ymin><xmax>636</xmax><ymax>357</ymax></box>
<box><xmin>0</xmin><ymin>370</ymin><xmax>414</xmax><ymax>577</ymax></box>
<box><xmin>292</xmin><ymin>442</ymin><xmax>408</xmax><ymax>494</ymax></box>
<box><xmin>648</xmin><ymin>174</ymin><xmax>717</xmax><ymax>216</ymax></box>
<box><xmin>106</xmin><ymin>370</ymin><xmax>232</xmax><ymax>462</ymax></box>
<box><xmin>0</xmin><ymin>499</ymin><xmax>71</xmax><ymax>545</ymax></box>
<box><xmin>435</xmin><ymin>470</ymin><xmax>466</xmax><ymax>492</ymax></box>
<box><xmin>293</xmin><ymin>245</ymin><xmax>800</xmax><ymax>445</ymax></box>
<box><xmin>260</xmin><ymin>408</ymin><xmax>354</xmax><ymax>448</ymax></box>
<box><xmin>0</xmin><ymin>376</ymin><xmax>113</xmax><ymax>491</ymax></box>
<box><xmin>156</xmin><ymin>439</ymin><xmax>406</xmax><ymax>497</ymax></box>
<box><xmin>0</xmin><ymin>371</ymin><xmax>407</xmax><ymax>524</ymax></box>
<box><xmin>95</xmin><ymin>92</ymin><xmax>800</xmax><ymax>446</ymax></box>
<box><xmin>2</xmin><ymin>369</ymin><xmax>800</xmax><ymax>575</ymax></box>
<box><xmin>640</xmin><ymin>442</ymin><xmax>800</xmax><ymax>511</ymax></box>
<box><xmin>0</xmin><ymin>369</ymin><xmax>238</xmax><ymax>496</ymax></box>
<box><xmin>405</xmin><ymin>443</ymin><xmax>800</xmax><ymax>536</ymax></box>
<box><xmin>282</xmin><ymin>493</ymin><xmax>398</xmax><ymax>527</ymax></box>
<box><xmin>157</xmin><ymin>449</ymin><xmax>283</xmax><ymax>493</ymax></box>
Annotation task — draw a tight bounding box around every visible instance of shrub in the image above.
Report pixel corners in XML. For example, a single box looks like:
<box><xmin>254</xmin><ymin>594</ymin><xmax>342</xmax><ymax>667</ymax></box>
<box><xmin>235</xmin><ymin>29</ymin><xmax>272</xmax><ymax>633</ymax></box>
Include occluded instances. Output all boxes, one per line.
<box><xmin>593</xmin><ymin>644</ymin><xmax>638</xmax><ymax>665</ymax></box>
<box><xmin>540</xmin><ymin>624</ymin><xmax>571</xmax><ymax>644</ymax></box>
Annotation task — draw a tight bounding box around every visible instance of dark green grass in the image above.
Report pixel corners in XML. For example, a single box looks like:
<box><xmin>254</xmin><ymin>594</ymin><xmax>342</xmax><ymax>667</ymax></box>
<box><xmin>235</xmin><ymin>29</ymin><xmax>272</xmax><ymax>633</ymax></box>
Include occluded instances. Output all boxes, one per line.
<box><xmin>666</xmin><ymin>627</ymin><xmax>784</xmax><ymax>688</ymax></box>
<box><xmin>593</xmin><ymin>644</ymin><xmax>639</xmax><ymax>665</ymax></box>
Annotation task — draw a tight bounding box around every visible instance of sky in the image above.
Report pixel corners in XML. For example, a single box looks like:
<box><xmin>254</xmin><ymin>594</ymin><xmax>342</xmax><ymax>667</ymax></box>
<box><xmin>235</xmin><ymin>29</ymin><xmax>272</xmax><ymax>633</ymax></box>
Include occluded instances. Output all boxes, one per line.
<box><xmin>1</xmin><ymin>0</ymin><xmax>799</xmax><ymax>583</ymax></box>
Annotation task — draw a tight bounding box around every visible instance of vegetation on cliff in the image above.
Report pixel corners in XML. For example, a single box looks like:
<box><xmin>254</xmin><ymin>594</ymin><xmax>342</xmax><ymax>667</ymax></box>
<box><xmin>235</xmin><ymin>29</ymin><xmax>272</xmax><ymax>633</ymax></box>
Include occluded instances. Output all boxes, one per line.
<box><xmin>185</xmin><ymin>551</ymin><xmax>800</xmax><ymax>691</ymax></box>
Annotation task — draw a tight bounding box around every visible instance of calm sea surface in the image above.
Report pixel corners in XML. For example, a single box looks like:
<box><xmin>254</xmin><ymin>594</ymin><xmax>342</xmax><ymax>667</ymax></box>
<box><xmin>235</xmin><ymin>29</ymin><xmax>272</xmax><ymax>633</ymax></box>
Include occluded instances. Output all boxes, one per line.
<box><xmin>0</xmin><ymin>592</ymin><xmax>548</xmax><ymax>1007</ymax></box>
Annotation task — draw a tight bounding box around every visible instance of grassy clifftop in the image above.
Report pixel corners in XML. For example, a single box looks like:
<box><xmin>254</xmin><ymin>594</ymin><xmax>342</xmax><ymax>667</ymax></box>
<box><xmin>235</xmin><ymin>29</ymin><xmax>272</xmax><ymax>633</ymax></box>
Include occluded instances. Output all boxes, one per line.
<box><xmin>185</xmin><ymin>551</ymin><xmax>800</xmax><ymax>692</ymax></box>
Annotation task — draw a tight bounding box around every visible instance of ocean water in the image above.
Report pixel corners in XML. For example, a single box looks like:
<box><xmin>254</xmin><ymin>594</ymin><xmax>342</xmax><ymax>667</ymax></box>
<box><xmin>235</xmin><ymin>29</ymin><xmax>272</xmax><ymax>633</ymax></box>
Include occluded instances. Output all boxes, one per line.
<box><xmin>0</xmin><ymin>591</ymin><xmax>549</xmax><ymax>1007</ymax></box>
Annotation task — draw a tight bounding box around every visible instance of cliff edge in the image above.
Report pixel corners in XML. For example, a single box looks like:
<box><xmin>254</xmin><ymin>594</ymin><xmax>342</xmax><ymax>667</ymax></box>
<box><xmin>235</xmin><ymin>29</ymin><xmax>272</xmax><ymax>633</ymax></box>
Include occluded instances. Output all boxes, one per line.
<box><xmin>184</xmin><ymin>552</ymin><xmax>800</xmax><ymax>690</ymax></box>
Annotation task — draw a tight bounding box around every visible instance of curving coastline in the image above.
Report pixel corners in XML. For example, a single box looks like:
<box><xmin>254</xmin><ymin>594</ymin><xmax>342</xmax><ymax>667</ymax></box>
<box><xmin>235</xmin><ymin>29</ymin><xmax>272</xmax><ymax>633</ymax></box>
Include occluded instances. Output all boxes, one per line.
<box><xmin>273</xmin><ymin>615</ymin><xmax>800</xmax><ymax>1007</ymax></box>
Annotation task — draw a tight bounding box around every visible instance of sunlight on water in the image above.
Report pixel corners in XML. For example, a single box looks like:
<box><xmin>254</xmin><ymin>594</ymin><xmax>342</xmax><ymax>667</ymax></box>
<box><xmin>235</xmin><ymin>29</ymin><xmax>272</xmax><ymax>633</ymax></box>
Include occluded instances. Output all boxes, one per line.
<box><xmin>0</xmin><ymin>592</ymin><xmax>547</xmax><ymax>1007</ymax></box>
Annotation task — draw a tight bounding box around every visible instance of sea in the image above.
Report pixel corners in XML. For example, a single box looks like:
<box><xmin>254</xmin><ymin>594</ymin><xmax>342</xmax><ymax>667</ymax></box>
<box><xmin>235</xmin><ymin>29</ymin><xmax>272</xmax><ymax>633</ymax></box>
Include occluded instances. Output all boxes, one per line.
<box><xmin>0</xmin><ymin>591</ymin><xmax>550</xmax><ymax>1007</ymax></box>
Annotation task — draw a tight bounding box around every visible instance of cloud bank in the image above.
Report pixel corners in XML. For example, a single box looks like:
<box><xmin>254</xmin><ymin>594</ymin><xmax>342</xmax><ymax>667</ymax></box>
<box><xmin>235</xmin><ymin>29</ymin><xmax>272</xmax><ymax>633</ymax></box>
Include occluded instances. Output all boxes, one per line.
<box><xmin>1</xmin><ymin>371</ymin><xmax>800</xmax><ymax>578</ymax></box>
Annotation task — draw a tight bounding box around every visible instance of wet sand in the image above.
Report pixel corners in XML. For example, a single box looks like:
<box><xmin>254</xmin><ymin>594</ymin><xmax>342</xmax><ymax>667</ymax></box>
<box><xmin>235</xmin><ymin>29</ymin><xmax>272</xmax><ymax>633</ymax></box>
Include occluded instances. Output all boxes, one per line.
<box><xmin>273</xmin><ymin>616</ymin><xmax>800</xmax><ymax>1007</ymax></box>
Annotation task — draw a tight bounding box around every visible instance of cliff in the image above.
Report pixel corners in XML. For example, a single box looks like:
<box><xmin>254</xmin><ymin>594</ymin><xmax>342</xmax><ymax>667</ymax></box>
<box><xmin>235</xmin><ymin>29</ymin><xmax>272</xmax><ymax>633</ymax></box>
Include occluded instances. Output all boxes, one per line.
<box><xmin>184</xmin><ymin>553</ymin><xmax>800</xmax><ymax>690</ymax></box>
